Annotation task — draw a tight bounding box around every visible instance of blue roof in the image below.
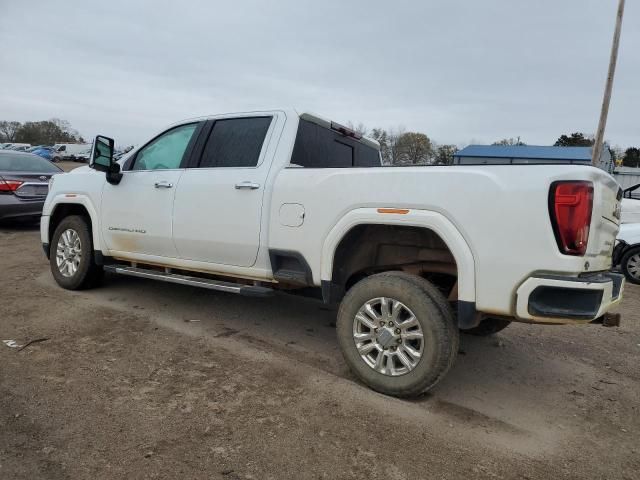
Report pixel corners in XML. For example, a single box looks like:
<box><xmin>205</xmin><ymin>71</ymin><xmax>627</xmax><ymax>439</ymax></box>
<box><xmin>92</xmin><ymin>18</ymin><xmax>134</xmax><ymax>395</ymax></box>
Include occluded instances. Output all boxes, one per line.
<box><xmin>454</xmin><ymin>145</ymin><xmax>592</xmax><ymax>161</ymax></box>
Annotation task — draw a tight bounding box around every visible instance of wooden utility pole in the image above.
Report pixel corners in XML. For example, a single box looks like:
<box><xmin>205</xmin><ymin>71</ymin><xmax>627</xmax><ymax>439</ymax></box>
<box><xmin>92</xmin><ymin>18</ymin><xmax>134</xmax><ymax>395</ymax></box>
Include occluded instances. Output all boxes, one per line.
<box><xmin>592</xmin><ymin>0</ymin><xmax>625</xmax><ymax>166</ymax></box>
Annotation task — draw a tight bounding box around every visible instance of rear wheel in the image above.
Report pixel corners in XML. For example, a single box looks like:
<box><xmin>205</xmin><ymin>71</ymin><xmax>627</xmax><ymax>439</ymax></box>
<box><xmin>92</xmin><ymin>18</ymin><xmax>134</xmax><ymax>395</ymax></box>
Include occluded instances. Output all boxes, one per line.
<box><xmin>337</xmin><ymin>272</ymin><xmax>459</xmax><ymax>397</ymax></box>
<box><xmin>461</xmin><ymin>317</ymin><xmax>511</xmax><ymax>336</ymax></box>
<box><xmin>50</xmin><ymin>215</ymin><xmax>103</xmax><ymax>290</ymax></box>
<box><xmin>621</xmin><ymin>246</ymin><xmax>640</xmax><ymax>285</ymax></box>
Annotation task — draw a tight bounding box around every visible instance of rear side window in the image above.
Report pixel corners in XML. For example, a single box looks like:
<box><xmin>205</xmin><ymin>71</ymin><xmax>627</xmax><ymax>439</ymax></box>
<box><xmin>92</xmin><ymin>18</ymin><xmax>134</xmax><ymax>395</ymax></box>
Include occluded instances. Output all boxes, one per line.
<box><xmin>290</xmin><ymin>120</ymin><xmax>380</xmax><ymax>168</ymax></box>
<box><xmin>199</xmin><ymin>117</ymin><xmax>272</xmax><ymax>168</ymax></box>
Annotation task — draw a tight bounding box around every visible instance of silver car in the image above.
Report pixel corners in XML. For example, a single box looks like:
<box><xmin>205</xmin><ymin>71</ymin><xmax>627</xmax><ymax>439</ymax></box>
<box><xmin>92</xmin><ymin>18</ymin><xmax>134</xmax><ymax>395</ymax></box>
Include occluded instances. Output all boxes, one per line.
<box><xmin>0</xmin><ymin>151</ymin><xmax>63</xmax><ymax>222</ymax></box>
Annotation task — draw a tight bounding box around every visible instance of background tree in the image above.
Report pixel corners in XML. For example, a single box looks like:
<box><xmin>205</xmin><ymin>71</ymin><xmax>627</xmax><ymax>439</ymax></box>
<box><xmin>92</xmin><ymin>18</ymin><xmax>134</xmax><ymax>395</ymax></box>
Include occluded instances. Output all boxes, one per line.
<box><xmin>434</xmin><ymin>144</ymin><xmax>457</xmax><ymax>165</ymax></box>
<box><xmin>395</xmin><ymin>132</ymin><xmax>433</xmax><ymax>165</ymax></box>
<box><xmin>14</xmin><ymin>118</ymin><xmax>84</xmax><ymax>145</ymax></box>
<box><xmin>346</xmin><ymin>121</ymin><xmax>368</xmax><ymax>138</ymax></box>
<box><xmin>554</xmin><ymin>132</ymin><xmax>594</xmax><ymax>147</ymax></box>
<box><xmin>0</xmin><ymin>121</ymin><xmax>22</xmax><ymax>142</ymax></box>
<box><xmin>622</xmin><ymin>147</ymin><xmax>640</xmax><ymax>168</ymax></box>
<box><xmin>492</xmin><ymin>137</ymin><xmax>526</xmax><ymax>146</ymax></box>
<box><xmin>369</xmin><ymin>127</ymin><xmax>405</xmax><ymax>166</ymax></box>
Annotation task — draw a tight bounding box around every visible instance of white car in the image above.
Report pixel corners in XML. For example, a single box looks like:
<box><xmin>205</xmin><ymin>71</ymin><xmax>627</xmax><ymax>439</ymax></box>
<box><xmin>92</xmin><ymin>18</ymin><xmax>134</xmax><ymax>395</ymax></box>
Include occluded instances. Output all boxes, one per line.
<box><xmin>7</xmin><ymin>143</ymin><xmax>31</xmax><ymax>151</ymax></box>
<box><xmin>621</xmin><ymin>183</ymin><xmax>640</xmax><ymax>224</ymax></box>
<box><xmin>614</xmin><ymin>223</ymin><xmax>640</xmax><ymax>285</ymax></box>
<box><xmin>40</xmin><ymin>110</ymin><xmax>624</xmax><ymax>397</ymax></box>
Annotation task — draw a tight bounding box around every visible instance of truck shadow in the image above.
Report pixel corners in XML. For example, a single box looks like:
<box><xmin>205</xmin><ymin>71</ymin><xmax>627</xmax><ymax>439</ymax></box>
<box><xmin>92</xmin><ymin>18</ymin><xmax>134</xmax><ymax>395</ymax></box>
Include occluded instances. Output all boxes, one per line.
<box><xmin>46</xmin><ymin>271</ymin><xmax>621</xmax><ymax>445</ymax></box>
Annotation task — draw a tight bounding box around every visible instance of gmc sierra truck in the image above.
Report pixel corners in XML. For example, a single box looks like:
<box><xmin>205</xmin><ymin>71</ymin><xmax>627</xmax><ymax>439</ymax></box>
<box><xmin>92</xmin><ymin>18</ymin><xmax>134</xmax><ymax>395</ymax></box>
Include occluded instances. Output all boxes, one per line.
<box><xmin>41</xmin><ymin>110</ymin><xmax>624</xmax><ymax>397</ymax></box>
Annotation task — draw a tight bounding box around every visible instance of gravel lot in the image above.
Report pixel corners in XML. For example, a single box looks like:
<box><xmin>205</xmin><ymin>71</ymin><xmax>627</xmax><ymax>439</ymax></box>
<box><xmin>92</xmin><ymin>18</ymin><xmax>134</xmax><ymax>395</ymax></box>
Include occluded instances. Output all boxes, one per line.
<box><xmin>1</xmin><ymin>191</ymin><xmax>639</xmax><ymax>479</ymax></box>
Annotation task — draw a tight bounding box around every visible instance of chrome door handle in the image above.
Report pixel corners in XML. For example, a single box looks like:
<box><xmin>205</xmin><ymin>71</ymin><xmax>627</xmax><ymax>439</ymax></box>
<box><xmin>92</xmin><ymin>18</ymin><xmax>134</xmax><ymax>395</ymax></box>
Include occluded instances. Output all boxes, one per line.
<box><xmin>154</xmin><ymin>181</ymin><xmax>173</xmax><ymax>189</ymax></box>
<box><xmin>235</xmin><ymin>181</ymin><xmax>260</xmax><ymax>190</ymax></box>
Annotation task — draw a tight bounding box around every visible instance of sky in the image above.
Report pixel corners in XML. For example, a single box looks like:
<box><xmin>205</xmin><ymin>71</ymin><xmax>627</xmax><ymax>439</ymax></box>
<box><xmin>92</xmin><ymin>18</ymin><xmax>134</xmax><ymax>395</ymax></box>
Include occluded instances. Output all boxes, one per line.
<box><xmin>0</xmin><ymin>0</ymin><xmax>638</xmax><ymax>149</ymax></box>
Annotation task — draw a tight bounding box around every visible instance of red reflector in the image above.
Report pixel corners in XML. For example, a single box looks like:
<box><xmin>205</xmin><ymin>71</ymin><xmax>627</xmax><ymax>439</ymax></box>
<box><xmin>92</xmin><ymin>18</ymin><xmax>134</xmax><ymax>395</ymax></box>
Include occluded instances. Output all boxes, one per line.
<box><xmin>0</xmin><ymin>179</ymin><xmax>23</xmax><ymax>192</ymax></box>
<box><xmin>549</xmin><ymin>181</ymin><xmax>593</xmax><ymax>256</ymax></box>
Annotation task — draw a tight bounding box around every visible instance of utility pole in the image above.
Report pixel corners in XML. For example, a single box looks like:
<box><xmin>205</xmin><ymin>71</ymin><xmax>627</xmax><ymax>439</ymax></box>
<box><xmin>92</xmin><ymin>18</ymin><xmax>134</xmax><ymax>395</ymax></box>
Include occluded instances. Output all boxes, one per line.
<box><xmin>592</xmin><ymin>0</ymin><xmax>625</xmax><ymax>166</ymax></box>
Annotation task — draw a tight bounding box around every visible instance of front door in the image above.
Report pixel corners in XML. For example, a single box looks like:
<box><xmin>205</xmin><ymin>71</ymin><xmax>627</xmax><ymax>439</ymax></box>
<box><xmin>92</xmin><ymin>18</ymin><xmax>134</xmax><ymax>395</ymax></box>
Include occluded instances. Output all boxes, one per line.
<box><xmin>172</xmin><ymin>115</ymin><xmax>277</xmax><ymax>267</ymax></box>
<box><xmin>101</xmin><ymin>122</ymin><xmax>200</xmax><ymax>259</ymax></box>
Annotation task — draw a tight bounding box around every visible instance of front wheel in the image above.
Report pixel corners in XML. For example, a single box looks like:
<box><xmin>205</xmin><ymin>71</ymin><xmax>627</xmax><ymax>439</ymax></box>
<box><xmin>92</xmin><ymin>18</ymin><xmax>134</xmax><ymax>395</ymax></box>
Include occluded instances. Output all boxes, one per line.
<box><xmin>50</xmin><ymin>215</ymin><xmax>103</xmax><ymax>290</ymax></box>
<box><xmin>337</xmin><ymin>272</ymin><xmax>459</xmax><ymax>397</ymax></box>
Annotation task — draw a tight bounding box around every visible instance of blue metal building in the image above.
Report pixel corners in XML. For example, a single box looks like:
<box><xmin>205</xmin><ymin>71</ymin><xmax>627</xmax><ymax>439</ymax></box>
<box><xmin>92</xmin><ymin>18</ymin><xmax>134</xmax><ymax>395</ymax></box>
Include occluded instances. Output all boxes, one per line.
<box><xmin>453</xmin><ymin>145</ymin><xmax>613</xmax><ymax>172</ymax></box>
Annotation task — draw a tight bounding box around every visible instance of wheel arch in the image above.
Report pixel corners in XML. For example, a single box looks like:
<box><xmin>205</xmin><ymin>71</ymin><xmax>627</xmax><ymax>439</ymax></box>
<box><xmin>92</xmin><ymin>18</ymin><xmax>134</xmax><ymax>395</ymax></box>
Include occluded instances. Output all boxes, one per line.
<box><xmin>321</xmin><ymin>208</ymin><xmax>476</xmax><ymax>306</ymax></box>
<box><xmin>47</xmin><ymin>198</ymin><xmax>101</xmax><ymax>256</ymax></box>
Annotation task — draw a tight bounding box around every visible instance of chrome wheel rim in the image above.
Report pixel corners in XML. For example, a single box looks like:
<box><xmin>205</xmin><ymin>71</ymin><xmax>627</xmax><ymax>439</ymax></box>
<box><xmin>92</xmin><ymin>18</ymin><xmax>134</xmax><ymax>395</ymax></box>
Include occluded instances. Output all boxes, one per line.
<box><xmin>353</xmin><ymin>297</ymin><xmax>424</xmax><ymax>377</ymax></box>
<box><xmin>627</xmin><ymin>254</ymin><xmax>640</xmax><ymax>280</ymax></box>
<box><xmin>56</xmin><ymin>229</ymin><xmax>82</xmax><ymax>277</ymax></box>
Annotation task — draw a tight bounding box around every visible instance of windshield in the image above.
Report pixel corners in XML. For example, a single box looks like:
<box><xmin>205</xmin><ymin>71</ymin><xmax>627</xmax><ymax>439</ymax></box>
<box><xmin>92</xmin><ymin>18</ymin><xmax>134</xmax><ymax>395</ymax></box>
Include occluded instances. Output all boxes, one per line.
<box><xmin>0</xmin><ymin>153</ymin><xmax>63</xmax><ymax>172</ymax></box>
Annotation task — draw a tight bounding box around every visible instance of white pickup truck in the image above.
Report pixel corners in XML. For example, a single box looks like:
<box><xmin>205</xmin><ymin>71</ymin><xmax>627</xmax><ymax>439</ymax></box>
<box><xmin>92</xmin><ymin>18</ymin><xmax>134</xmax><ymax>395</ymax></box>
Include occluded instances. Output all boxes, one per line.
<box><xmin>41</xmin><ymin>110</ymin><xmax>625</xmax><ymax>397</ymax></box>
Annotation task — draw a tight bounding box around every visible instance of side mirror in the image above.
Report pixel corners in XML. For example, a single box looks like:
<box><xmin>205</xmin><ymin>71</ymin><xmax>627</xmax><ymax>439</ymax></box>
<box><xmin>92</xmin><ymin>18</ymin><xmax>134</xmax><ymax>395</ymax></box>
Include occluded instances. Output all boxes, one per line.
<box><xmin>90</xmin><ymin>135</ymin><xmax>114</xmax><ymax>172</ymax></box>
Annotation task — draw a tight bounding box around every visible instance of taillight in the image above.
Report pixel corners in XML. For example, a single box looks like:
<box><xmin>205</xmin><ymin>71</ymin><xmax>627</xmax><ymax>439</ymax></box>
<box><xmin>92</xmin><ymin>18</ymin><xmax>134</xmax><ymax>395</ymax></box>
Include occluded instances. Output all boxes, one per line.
<box><xmin>0</xmin><ymin>178</ymin><xmax>23</xmax><ymax>193</ymax></box>
<box><xmin>549</xmin><ymin>181</ymin><xmax>593</xmax><ymax>256</ymax></box>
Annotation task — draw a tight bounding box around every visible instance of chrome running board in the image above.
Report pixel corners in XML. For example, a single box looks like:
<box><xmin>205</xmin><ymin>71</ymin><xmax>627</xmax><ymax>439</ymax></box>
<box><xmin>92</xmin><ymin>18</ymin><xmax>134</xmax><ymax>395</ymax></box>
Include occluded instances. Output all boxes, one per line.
<box><xmin>104</xmin><ymin>266</ymin><xmax>273</xmax><ymax>297</ymax></box>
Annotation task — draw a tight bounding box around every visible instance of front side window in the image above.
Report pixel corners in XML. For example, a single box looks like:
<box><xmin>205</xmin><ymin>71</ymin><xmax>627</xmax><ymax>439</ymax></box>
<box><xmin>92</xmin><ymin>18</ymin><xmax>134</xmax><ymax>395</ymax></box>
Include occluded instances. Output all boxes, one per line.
<box><xmin>132</xmin><ymin>123</ymin><xmax>198</xmax><ymax>171</ymax></box>
<box><xmin>199</xmin><ymin>117</ymin><xmax>272</xmax><ymax>168</ymax></box>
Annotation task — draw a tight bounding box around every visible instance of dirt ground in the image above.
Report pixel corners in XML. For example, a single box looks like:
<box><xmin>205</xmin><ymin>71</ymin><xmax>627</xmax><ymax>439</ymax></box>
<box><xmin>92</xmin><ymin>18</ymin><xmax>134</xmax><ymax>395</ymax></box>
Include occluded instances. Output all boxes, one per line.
<box><xmin>1</xmin><ymin>219</ymin><xmax>639</xmax><ymax>480</ymax></box>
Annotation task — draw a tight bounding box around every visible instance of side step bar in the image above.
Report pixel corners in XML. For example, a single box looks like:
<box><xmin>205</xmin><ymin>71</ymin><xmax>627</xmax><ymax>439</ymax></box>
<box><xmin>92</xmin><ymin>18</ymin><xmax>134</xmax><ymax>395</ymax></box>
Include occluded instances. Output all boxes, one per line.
<box><xmin>104</xmin><ymin>266</ymin><xmax>274</xmax><ymax>297</ymax></box>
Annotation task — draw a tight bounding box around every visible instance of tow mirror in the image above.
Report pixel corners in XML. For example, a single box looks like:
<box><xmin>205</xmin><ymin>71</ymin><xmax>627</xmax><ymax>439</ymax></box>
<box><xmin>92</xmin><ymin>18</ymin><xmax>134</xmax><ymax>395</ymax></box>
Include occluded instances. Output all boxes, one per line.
<box><xmin>90</xmin><ymin>135</ymin><xmax>114</xmax><ymax>172</ymax></box>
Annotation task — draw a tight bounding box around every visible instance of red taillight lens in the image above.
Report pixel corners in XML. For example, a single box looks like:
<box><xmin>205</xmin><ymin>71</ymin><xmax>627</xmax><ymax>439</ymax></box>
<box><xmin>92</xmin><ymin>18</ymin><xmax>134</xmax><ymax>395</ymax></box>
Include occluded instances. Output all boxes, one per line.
<box><xmin>549</xmin><ymin>181</ymin><xmax>593</xmax><ymax>256</ymax></box>
<box><xmin>0</xmin><ymin>178</ymin><xmax>24</xmax><ymax>193</ymax></box>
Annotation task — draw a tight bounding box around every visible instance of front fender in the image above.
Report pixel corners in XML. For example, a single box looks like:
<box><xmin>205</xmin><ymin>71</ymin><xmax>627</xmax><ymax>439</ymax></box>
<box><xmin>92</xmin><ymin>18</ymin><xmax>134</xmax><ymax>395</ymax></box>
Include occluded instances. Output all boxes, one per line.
<box><xmin>43</xmin><ymin>194</ymin><xmax>103</xmax><ymax>252</ymax></box>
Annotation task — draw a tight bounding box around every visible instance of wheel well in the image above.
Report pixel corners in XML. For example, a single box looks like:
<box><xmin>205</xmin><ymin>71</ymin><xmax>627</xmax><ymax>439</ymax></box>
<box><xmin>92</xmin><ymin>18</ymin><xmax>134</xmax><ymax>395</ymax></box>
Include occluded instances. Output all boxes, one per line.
<box><xmin>329</xmin><ymin>224</ymin><xmax>458</xmax><ymax>301</ymax></box>
<box><xmin>48</xmin><ymin>204</ymin><xmax>93</xmax><ymax>250</ymax></box>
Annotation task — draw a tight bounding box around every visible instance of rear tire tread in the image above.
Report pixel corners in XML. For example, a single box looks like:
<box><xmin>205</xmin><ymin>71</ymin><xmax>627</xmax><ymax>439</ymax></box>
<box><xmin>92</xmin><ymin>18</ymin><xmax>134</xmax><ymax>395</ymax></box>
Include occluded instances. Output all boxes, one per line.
<box><xmin>337</xmin><ymin>271</ymin><xmax>459</xmax><ymax>397</ymax></box>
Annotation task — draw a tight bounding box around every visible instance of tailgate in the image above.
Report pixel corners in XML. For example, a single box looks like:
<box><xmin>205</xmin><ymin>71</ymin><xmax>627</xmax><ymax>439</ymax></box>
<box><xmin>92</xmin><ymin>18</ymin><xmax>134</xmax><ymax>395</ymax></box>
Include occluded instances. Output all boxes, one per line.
<box><xmin>588</xmin><ymin>171</ymin><xmax>622</xmax><ymax>268</ymax></box>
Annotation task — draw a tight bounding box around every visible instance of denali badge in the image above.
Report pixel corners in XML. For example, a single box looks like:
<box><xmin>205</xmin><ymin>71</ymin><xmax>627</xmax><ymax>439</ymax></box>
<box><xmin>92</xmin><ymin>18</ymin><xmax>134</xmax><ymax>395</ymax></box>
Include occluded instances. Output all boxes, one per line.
<box><xmin>108</xmin><ymin>227</ymin><xmax>147</xmax><ymax>234</ymax></box>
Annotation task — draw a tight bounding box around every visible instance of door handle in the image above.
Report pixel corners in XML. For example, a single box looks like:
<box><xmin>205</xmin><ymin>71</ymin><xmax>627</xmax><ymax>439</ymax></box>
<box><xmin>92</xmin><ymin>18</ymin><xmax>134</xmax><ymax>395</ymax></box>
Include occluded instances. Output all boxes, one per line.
<box><xmin>235</xmin><ymin>181</ymin><xmax>260</xmax><ymax>190</ymax></box>
<box><xmin>154</xmin><ymin>181</ymin><xmax>173</xmax><ymax>189</ymax></box>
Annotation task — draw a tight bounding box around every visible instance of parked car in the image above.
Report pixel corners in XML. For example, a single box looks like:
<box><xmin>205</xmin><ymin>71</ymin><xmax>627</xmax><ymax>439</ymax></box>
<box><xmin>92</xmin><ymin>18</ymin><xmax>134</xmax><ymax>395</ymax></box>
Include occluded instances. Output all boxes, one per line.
<box><xmin>0</xmin><ymin>150</ymin><xmax>63</xmax><ymax>222</ymax></box>
<box><xmin>7</xmin><ymin>143</ymin><xmax>32</xmax><ymax>152</ymax></box>
<box><xmin>26</xmin><ymin>145</ymin><xmax>50</xmax><ymax>153</ymax></box>
<box><xmin>613</xmin><ymin>223</ymin><xmax>640</xmax><ymax>285</ymax></box>
<box><xmin>72</xmin><ymin>148</ymin><xmax>92</xmax><ymax>163</ymax></box>
<box><xmin>52</xmin><ymin>143</ymin><xmax>92</xmax><ymax>162</ymax></box>
<box><xmin>621</xmin><ymin>183</ymin><xmax>640</xmax><ymax>224</ymax></box>
<box><xmin>41</xmin><ymin>110</ymin><xmax>624</xmax><ymax>397</ymax></box>
<box><xmin>0</xmin><ymin>143</ymin><xmax>13</xmax><ymax>149</ymax></box>
<box><xmin>32</xmin><ymin>147</ymin><xmax>56</xmax><ymax>162</ymax></box>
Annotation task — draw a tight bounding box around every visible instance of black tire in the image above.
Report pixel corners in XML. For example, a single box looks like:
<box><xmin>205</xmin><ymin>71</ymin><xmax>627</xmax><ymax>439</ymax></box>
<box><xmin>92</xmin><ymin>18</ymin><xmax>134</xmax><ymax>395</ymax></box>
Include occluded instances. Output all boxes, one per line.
<box><xmin>50</xmin><ymin>215</ymin><xmax>103</xmax><ymax>290</ymax></box>
<box><xmin>337</xmin><ymin>271</ymin><xmax>459</xmax><ymax>397</ymax></box>
<box><xmin>461</xmin><ymin>317</ymin><xmax>511</xmax><ymax>336</ymax></box>
<box><xmin>621</xmin><ymin>246</ymin><xmax>640</xmax><ymax>285</ymax></box>
<box><xmin>52</xmin><ymin>156</ymin><xmax>61</xmax><ymax>163</ymax></box>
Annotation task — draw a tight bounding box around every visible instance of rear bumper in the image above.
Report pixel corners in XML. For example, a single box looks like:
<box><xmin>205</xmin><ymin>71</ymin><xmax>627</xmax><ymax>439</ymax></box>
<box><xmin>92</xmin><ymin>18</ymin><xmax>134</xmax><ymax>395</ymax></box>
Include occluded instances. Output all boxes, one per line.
<box><xmin>0</xmin><ymin>196</ymin><xmax>45</xmax><ymax>220</ymax></box>
<box><xmin>515</xmin><ymin>272</ymin><xmax>624</xmax><ymax>324</ymax></box>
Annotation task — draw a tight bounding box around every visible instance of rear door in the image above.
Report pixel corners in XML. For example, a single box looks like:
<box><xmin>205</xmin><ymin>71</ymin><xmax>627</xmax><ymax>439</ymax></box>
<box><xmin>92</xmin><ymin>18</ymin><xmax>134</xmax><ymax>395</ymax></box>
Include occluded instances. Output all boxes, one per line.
<box><xmin>172</xmin><ymin>115</ymin><xmax>277</xmax><ymax>267</ymax></box>
<box><xmin>100</xmin><ymin>122</ymin><xmax>202</xmax><ymax>258</ymax></box>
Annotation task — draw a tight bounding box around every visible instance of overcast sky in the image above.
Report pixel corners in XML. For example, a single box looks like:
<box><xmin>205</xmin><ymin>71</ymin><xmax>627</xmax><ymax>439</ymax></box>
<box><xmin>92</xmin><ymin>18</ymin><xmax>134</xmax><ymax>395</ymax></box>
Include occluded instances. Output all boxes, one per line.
<box><xmin>1</xmin><ymin>0</ymin><xmax>638</xmax><ymax>148</ymax></box>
